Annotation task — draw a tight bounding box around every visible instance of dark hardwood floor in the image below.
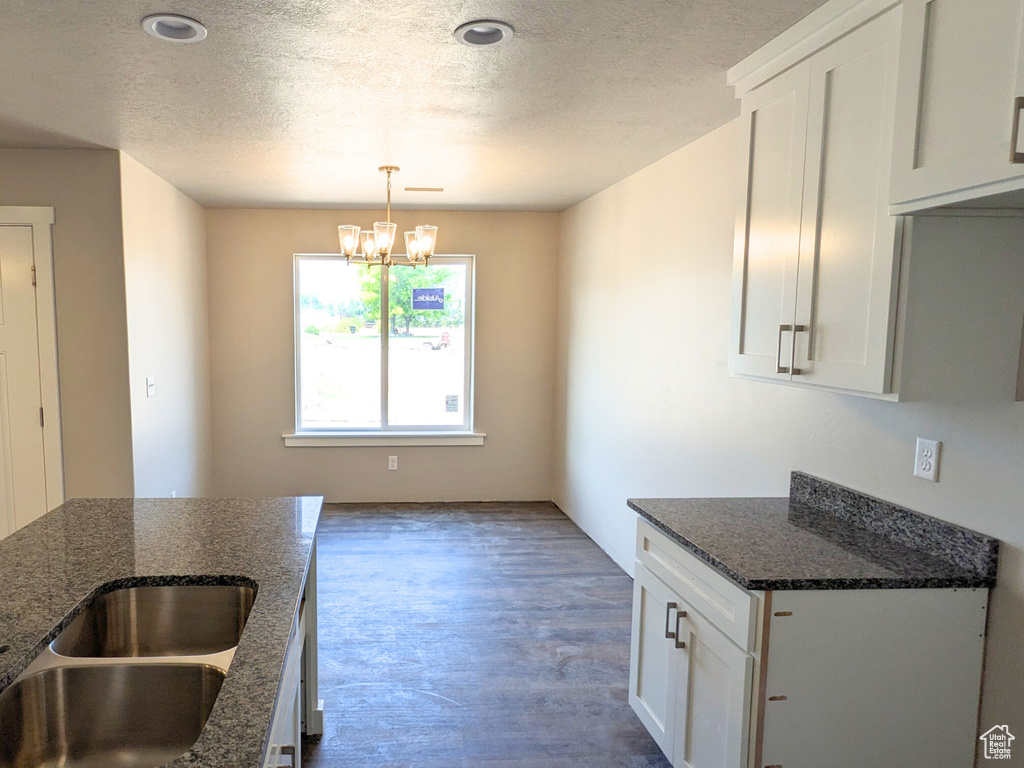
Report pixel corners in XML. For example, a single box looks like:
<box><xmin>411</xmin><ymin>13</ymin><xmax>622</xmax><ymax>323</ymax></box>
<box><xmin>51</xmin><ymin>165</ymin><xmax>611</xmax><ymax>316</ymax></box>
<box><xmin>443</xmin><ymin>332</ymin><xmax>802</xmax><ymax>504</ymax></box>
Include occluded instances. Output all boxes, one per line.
<box><xmin>302</xmin><ymin>502</ymin><xmax>672</xmax><ymax>768</ymax></box>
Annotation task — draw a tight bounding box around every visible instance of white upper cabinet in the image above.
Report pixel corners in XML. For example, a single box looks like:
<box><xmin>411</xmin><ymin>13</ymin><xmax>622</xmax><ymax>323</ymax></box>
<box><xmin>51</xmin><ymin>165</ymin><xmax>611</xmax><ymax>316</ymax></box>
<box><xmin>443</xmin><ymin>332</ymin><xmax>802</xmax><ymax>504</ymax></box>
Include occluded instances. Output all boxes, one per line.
<box><xmin>795</xmin><ymin>12</ymin><xmax>903</xmax><ymax>391</ymax></box>
<box><xmin>730</xmin><ymin>64</ymin><xmax>809</xmax><ymax>382</ymax></box>
<box><xmin>890</xmin><ymin>0</ymin><xmax>1024</xmax><ymax>212</ymax></box>
<box><xmin>729</xmin><ymin>2</ymin><xmax>903</xmax><ymax>395</ymax></box>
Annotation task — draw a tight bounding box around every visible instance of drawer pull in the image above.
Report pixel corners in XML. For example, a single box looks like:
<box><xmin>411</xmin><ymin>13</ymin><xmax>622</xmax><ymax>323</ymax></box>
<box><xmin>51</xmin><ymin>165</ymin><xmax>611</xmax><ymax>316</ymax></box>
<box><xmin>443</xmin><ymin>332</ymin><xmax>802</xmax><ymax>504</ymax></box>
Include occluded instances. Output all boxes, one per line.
<box><xmin>674</xmin><ymin>609</ymin><xmax>688</xmax><ymax>649</ymax></box>
<box><xmin>768</xmin><ymin>695</ymin><xmax>788</xmax><ymax>701</ymax></box>
<box><xmin>665</xmin><ymin>602</ymin><xmax>678</xmax><ymax>639</ymax></box>
<box><xmin>1012</xmin><ymin>97</ymin><xmax>1024</xmax><ymax>163</ymax></box>
<box><xmin>773</xmin><ymin>611</ymin><xmax>793</xmax><ymax>617</ymax></box>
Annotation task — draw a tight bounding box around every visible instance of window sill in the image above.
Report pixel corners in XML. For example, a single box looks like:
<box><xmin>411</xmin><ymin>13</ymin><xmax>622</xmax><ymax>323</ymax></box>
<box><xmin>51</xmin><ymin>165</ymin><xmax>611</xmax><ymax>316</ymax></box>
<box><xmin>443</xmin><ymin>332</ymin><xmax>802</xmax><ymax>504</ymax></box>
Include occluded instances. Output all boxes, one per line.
<box><xmin>282</xmin><ymin>431</ymin><xmax>486</xmax><ymax>447</ymax></box>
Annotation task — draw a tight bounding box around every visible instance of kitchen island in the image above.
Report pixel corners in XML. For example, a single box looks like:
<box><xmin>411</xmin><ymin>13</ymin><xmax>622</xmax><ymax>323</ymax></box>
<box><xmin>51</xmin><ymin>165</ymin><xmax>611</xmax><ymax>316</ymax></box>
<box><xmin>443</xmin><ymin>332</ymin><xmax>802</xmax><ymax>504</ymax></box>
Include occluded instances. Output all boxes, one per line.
<box><xmin>0</xmin><ymin>496</ymin><xmax>324</xmax><ymax>768</ymax></box>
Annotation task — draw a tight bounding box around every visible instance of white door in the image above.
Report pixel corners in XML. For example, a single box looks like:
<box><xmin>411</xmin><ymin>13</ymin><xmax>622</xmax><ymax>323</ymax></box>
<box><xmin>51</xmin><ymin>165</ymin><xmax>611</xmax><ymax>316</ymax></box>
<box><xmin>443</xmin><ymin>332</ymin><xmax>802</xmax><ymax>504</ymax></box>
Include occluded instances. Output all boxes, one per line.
<box><xmin>672</xmin><ymin>601</ymin><xmax>753</xmax><ymax>768</ymax></box>
<box><xmin>890</xmin><ymin>0</ymin><xmax>1024</xmax><ymax>211</ymax></box>
<box><xmin>730</xmin><ymin>62</ymin><xmax>810</xmax><ymax>381</ymax></box>
<box><xmin>0</xmin><ymin>225</ymin><xmax>49</xmax><ymax>536</ymax></box>
<box><xmin>793</xmin><ymin>8</ymin><xmax>903</xmax><ymax>393</ymax></box>
<box><xmin>629</xmin><ymin>563</ymin><xmax>683</xmax><ymax>758</ymax></box>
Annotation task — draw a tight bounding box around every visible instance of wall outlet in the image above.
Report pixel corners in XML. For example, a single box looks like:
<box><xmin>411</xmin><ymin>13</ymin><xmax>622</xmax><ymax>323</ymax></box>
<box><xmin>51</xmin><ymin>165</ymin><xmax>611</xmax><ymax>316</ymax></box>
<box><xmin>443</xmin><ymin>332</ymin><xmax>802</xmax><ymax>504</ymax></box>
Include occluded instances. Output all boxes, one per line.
<box><xmin>146</xmin><ymin>376</ymin><xmax>155</xmax><ymax>398</ymax></box>
<box><xmin>388</xmin><ymin>455</ymin><xmax>398</xmax><ymax>471</ymax></box>
<box><xmin>914</xmin><ymin>438</ymin><xmax>941</xmax><ymax>482</ymax></box>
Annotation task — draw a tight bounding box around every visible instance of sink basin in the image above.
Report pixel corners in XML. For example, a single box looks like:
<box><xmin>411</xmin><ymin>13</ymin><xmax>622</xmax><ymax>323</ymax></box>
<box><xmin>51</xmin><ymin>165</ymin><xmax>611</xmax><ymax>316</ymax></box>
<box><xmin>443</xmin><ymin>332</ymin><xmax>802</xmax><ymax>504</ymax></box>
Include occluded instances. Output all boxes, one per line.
<box><xmin>0</xmin><ymin>663</ymin><xmax>225</xmax><ymax>768</ymax></box>
<box><xmin>52</xmin><ymin>584</ymin><xmax>255</xmax><ymax>658</ymax></box>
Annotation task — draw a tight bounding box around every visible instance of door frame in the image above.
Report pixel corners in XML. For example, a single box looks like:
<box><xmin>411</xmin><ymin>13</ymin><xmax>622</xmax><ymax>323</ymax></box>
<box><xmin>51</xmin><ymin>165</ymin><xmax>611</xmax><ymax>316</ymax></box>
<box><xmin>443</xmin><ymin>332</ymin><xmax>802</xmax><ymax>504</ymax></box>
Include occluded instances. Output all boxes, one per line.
<box><xmin>0</xmin><ymin>206</ymin><xmax>64</xmax><ymax>524</ymax></box>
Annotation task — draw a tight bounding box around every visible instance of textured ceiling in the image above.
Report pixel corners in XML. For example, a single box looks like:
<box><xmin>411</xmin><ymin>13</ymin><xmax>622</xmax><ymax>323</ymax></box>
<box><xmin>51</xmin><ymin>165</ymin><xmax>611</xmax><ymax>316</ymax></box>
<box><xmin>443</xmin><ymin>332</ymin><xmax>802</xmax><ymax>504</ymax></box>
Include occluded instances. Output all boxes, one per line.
<box><xmin>0</xmin><ymin>0</ymin><xmax>826</xmax><ymax>210</ymax></box>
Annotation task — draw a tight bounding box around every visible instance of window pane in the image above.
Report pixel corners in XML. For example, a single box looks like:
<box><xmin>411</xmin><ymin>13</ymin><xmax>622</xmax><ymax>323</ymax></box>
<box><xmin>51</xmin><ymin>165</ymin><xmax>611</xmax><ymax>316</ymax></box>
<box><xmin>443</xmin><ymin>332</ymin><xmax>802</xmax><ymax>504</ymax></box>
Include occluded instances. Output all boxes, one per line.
<box><xmin>387</xmin><ymin>263</ymin><xmax>468</xmax><ymax>427</ymax></box>
<box><xmin>298</xmin><ymin>259</ymin><xmax>381</xmax><ymax>428</ymax></box>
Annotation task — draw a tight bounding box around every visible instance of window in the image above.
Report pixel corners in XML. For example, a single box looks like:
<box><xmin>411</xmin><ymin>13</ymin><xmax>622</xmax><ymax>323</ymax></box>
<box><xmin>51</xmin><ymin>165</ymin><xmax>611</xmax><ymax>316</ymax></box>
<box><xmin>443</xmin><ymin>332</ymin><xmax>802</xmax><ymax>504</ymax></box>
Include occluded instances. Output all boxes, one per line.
<box><xmin>293</xmin><ymin>254</ymin><xmax>475</xmax><ymax>435</ymax></box>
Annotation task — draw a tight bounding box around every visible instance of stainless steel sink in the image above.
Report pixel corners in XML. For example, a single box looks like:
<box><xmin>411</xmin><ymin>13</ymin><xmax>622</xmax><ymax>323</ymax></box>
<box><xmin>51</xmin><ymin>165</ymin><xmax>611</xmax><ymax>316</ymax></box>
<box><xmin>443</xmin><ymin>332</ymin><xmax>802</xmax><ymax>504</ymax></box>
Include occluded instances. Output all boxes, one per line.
<box><xmin>0</xmin><ymin>663</ymin><xmax>225</xmax><ymax>768</ymax></box>
<box><xmin>52</xmin><ymin>584</ymin><xmax>255</xmax><ymax>658</ymax></box>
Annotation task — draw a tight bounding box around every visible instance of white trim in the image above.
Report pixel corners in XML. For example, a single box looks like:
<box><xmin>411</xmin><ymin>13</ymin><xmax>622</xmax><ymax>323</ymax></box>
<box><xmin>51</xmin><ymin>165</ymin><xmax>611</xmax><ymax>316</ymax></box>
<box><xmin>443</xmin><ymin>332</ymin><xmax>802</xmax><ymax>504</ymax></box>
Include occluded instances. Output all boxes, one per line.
<box><xmin>293</xmin><ymin>253</ymin><xmax>476</xmax><ymax>433</ymax></box>
<box><xmin>283</xmin><ymin>431</ymin><xmax>486</xmax><ymax>447</ymax></box>
<box><xmin>0</xmin><ymin>207</ymin><xmax>64</xmax><ymax>513</ymax></box>
<box><xmin>727</xmin><ymin>0</ymin><xmax>900</xmax><ymax>96</ymax></box>
<box><xmin>0</xmin><ymin>208</ymin><xmax>55</xmax><ymax>227</ymax></box>
<box><xmin>729</xmin><ymin>372</ymin><xmax>901</xmax><ymax>401</ymax></box>
<box><xmin>889</xmin><ymin>171</ymin><xmax>1024</xmax><ymax>214</ymax></box>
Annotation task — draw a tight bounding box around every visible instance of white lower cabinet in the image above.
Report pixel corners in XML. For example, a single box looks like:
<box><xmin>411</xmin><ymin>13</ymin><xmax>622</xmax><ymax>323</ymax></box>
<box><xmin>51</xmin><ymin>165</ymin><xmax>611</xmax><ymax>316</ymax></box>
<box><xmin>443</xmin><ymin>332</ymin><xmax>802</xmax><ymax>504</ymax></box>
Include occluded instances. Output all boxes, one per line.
<box><xmin>630</xmin><ymin>563</ymin><xmax>752</xmax><ymax>768</ymax></box>
<box><xmin>629</xmin><ymin>519</ymin><xmax>989</xmax><ymax>768</ymax></box>
<box><xmin>670</xmin><ymin>583</ymin><xmax>753</xmax><ymax>768</ymax></box>
<box><xmin>263</xmin><ymin>541</ymin><xmax>324</xmax><ymax>768</ymax></box>
<box><xmin>264</xmin><ymin>604</ymin><xmax>305</xmax><ymax>768</ymax></box>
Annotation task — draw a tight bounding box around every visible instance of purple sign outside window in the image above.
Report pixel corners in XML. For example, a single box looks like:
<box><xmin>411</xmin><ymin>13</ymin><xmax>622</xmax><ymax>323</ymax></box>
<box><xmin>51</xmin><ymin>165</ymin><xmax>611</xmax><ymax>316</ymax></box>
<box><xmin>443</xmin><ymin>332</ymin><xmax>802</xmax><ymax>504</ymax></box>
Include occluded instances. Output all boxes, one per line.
<box><xmin>412</xmin><ymin>288</ymin><xmax>445</xmax><ymax>310</ymax></box>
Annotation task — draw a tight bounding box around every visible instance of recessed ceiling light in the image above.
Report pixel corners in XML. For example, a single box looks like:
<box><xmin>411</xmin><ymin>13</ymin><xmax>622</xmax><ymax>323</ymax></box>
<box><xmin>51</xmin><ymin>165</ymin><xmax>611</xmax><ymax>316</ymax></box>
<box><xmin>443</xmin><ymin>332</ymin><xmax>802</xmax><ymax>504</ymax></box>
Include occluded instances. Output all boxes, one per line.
<box><xmin>141</xmin><ymin>14</ymin><xmax>208</xmax><ymax>43</ymax></box>
<box><xmin>453</xmin><ymin>20</ymin><xmax>514</xmax><ymax>47</ymax></box>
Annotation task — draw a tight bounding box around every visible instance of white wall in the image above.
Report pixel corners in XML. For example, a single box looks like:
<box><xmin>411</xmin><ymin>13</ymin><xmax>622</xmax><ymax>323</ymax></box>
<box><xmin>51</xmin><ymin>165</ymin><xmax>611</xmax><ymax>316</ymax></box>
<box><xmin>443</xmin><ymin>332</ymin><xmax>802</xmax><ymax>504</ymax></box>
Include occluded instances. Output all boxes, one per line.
<box><xmin>120</xmin><ymin>153</ymin><xmax>213</xmax><ymax>497</ymax></box>
<box><xmin>0</xmin><ymin>149</ymin><xmax>134</xmax><ymax>497</ymax></box>
<box><xmin>554</xmin><ymin>121</ymin><xmax>1024</xmax><ymax>740</ymax></box>
<box><xmin>206</xmin><ymin>208</ymin><xmax>558</xmax><ymax>501</ymax></box>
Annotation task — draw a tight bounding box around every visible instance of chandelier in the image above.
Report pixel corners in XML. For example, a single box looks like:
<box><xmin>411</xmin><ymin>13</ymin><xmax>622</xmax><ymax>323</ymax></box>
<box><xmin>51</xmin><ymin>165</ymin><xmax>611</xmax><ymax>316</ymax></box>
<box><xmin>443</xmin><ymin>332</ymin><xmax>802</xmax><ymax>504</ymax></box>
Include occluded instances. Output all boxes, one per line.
<box><xmin>338</xmin><ymin>166</ymin><xmax>438</xmax><ymax>267</ymax></box>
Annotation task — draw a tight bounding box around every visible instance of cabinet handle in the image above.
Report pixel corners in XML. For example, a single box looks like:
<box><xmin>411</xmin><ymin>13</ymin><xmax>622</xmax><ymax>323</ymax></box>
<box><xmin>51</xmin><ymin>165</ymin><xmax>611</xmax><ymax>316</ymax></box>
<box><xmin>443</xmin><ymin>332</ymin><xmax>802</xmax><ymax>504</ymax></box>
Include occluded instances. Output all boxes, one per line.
<box><xmin>790</xmin><ymin>324</ymin><xmax>807</xmax><ymax>376</ymax></box>
<box><xmin>664</xmin><ymin>602</ymin><xmax>678</xmax><ymax>639</ymax></box>
<box><xmin>674</xmin><ymin>609</ymin><xmax>687</xmax><ymax>649</ymax></box>
<box><xmin>1012</xmin><ymin>97</ymin><xmax>1024</xmax><ymax>163</ymax></box>
<box><xmin>776</xmin><ymin>325</ymin><xmax>806</xmax><ymax>375</ymax></box>
<box><xmin>775</xmin><ymin>324</ymin><xmax>792</xmax><ymax>374</ymax></box>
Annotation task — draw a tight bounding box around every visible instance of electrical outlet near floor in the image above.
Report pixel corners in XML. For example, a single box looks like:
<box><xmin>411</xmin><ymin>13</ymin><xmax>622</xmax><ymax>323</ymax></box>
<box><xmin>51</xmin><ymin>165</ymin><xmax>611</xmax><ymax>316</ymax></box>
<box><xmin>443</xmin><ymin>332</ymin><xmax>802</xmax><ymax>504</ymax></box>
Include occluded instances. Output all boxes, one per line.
<box><xmin>914</xmin><ymin>438</ymin><xmax>941</xmax><ymax>482</ymax></box>
<box><xmin>388</xmin><ymin>455</ymin><xmax>398</xmax><ymax>471</ymax></box>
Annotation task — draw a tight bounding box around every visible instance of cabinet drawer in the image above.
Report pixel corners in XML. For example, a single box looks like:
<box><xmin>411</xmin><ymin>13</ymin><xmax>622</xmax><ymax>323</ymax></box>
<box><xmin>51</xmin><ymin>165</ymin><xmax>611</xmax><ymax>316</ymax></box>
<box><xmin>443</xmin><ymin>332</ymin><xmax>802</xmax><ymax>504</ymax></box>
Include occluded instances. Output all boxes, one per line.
<box><xmin>636</xmin><ymin>518</ymin><xmax>757</xmax><ymax>652</ymax></box>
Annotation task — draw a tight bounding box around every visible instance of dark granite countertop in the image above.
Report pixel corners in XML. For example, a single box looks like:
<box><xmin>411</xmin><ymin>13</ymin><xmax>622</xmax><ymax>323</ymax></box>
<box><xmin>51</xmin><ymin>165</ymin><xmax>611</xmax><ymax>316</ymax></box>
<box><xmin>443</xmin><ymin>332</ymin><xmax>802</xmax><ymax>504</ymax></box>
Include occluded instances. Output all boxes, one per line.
<box><xmin>628</xmin><ymin>473</ymin><xmax>998</xmax><ymax>591</ymax></box>
<box><xmin>0</xmin><ymin>496</ymin><xmax>323</xmax><ymax>768</ymax></box>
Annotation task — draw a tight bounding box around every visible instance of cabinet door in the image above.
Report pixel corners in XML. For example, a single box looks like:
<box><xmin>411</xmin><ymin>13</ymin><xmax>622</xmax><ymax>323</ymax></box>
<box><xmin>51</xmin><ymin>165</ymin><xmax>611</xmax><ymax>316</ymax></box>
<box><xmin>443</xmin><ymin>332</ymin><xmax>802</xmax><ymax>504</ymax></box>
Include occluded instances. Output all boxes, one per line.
<box><xmin>671</xmin><ymin>600</ymin><xmax>753</xmax><ymax>768</ymax></box>
<box><xmin>793</xmin><ymin>8</ymin><xmax>903</xmax><ymax>393</ymax></box>
<box><xmin>730</xmin><ymin>63</ymin><xmax>810</xmax><ymax>381</ymax></box>
<box><xmin>890</xmin><ymin>0</ymin><xmax>1024</xmax><ymax>211</ymax></box>
<box><xmin>263</xmin><ymin>616</ymin><xmax>305</xmax><ymax>768</ymax></box>
<box><xmin>629</xmin><ymin>563</ymin><xmax>683</xmax><ymax>758</ymax></box>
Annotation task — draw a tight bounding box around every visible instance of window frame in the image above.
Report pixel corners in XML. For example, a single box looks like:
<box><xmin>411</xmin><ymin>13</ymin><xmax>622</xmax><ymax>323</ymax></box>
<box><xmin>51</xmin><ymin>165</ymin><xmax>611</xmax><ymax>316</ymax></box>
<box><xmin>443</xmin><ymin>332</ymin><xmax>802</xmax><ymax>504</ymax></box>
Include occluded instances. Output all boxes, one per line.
<box><xmin>291</xmin><ymin>253</ymin><xmax>477</xmax><ymax>436</ymax></box>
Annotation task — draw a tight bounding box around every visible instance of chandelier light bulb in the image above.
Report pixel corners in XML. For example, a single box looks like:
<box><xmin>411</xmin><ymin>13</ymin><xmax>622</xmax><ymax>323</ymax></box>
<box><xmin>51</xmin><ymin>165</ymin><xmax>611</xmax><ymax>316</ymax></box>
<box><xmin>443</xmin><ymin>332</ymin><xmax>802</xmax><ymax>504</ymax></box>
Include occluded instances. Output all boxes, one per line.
<box><xmin>361</xmin><ymin>231</ymin><xmax>377</xmax><ymax>259</ymax></box>
<box><xmin>416</xmin><ymin>226</ymin><xmax>438</xmax><ymax>257</ymax></box>
<box><xmin>404</xmin><ymin>231</ymin><xmax>420</xmax><ymax>260</ymax></box>
<box><xmin>373</xmin><ymin>221</ymin><xmax>397</xmax><ymax>256</ymax></box>
<box><xmin>338</xmin><ymin>225</ymin><xmax>360</xmax><ymax>258</ymax></box>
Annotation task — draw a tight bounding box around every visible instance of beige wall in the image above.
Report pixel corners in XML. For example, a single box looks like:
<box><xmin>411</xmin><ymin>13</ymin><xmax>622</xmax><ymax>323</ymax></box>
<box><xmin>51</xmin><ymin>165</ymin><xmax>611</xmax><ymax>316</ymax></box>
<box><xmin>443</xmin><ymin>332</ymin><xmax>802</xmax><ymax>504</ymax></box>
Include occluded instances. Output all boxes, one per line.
<box><xmin>206</xmin><ymin>208</ymin><xmax>558</xmax><ymax>501</ymax></box>
<box><xmin>0</xmin><ymin>149</ymin><xmax>134</xmax><ymax>497</ymax></box>
<box><xmin>554</xmin><ymin>121</ymin><xmax>1024</xmax><ymax>740</ymax></box>
<box><xmin>120</xmin><ymin>153</ymin><xmax>213</xmax><ymax>497</ymax></box>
